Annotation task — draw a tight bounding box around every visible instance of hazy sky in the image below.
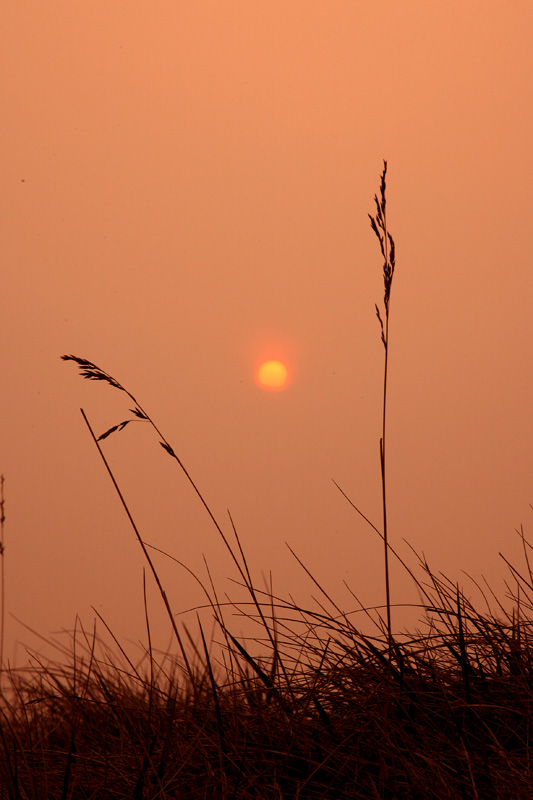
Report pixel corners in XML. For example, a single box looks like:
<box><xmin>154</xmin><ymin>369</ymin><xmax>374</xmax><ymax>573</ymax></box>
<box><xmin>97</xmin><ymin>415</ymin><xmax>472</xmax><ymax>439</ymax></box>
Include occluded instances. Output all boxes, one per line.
<box><xmin>2</xmin><ymin>2</ymin><xmax>532</xmax><ymax>667</ymax></box>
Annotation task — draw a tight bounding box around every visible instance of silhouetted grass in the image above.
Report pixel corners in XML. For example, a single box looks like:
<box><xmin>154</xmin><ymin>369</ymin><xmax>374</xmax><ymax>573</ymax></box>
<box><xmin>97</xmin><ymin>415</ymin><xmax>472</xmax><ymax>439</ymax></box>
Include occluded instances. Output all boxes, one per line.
<box><xmin>1</xmin><ymin>165</ymin><xmax>532</xmax><ymax>798</ymax></box>
<box><xmin>2</xmin><ymin>560</ymin><xmax>533</xmax><ymax>798</ymax></box>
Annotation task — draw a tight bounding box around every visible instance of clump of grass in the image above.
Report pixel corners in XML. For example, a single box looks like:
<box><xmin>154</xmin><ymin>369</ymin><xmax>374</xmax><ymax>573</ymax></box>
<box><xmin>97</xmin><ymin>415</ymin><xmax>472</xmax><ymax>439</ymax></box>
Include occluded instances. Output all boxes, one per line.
<box><xmin>1</xmin><ymin>165</ymin><xmax>532</xmax><ymax>798</ymax></box>
<box><xmin>2</xmin><ymin>558</ymin><xmax>533</xmax><ymax>798</ymax></box>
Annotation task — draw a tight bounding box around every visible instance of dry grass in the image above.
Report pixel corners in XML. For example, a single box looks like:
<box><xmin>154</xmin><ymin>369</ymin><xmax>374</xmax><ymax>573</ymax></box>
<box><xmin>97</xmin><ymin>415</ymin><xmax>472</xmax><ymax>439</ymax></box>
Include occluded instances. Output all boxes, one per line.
<box><xmin>369</xmin><ymin>159</ymin><xmax>396</xmax><ymax>650</ymax></box>
<box><xmin>2</xmin><ymin>563</ymin><xmax>533</xmax><ymax>799</ymax></box>
<box><xmin>1</xmin><ymin>165</ymin><xmax>532</xmax><ymax>798</ymax></box>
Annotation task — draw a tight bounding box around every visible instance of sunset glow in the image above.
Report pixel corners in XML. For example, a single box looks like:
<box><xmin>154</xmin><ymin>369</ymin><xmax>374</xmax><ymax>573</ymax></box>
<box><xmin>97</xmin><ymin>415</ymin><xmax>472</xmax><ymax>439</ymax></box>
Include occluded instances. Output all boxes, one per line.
<box><xmin>2</xmin><ymin>1</ymin><xmax>531</xmax><ymax>699</ymax></box>
<box><xmin>256</xmin><ymin>360</ymin><xmax>289</xmax><ymax>391</ymax></box>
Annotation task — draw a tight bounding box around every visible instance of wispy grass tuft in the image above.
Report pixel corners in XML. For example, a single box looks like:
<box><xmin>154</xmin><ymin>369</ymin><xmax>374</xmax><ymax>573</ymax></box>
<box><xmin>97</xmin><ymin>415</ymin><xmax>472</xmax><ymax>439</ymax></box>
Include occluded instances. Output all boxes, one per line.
<box><xmin>2</xmin><ymin>555</ymin><xmax>533</xmax><ymax>798</ymax></box>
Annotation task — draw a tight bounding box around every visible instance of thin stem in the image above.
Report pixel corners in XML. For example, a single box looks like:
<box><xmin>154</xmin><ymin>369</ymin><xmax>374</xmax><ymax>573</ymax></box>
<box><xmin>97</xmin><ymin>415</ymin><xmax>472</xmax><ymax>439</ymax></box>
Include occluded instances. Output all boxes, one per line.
<box><xmin>79</xmin><ymin>408</ymin><xmax>197</xmax><ymax>692</ymax></box>
<box><xmin>369</xmin><ymin>160</ymin><xmax>396</xmax><ymax>653</ymax></box>
<box><xmin>381</xmin><ymin>253</ymin><xmax>392</xmax><ymax>653</ymax></box>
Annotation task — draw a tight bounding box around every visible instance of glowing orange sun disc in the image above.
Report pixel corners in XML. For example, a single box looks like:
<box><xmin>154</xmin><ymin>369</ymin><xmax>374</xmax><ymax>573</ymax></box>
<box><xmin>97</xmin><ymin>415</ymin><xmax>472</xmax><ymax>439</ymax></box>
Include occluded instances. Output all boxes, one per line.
<box><xmin>256</xmin><ymin>360</ymin><xmax>289</xmax><ymax>391</ymax></box>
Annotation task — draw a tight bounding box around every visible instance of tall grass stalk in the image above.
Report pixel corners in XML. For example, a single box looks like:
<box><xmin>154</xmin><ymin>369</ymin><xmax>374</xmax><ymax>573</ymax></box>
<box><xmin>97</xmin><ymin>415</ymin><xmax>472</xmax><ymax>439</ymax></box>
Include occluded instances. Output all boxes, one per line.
<box><xmin>62</xmin><ymin>357</ymin><xmax>298</xmax><ymax>702</ymax></box>
<box><xmin>369</xmin><ymin>160</ymin><xmax>396</xmax><ymax>651</ymax></box>
<box><xmin>78</xmin><ymin>407</ymin><xmax>197</xmax><ymax>690</ymax></box>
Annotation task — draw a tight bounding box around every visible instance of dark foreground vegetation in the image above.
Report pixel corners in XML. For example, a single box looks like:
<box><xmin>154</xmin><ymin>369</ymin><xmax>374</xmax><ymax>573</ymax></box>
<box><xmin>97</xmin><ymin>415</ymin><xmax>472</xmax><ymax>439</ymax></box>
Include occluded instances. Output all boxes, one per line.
<box><xmin>2</xmin><ymin>554</ymin><xmax>533</xmax><ymax>799</ymax></box>
<box><xmin>2</xmin><ymin>164</ymin><xmax>531</xmax><ymax>798</ymax></box>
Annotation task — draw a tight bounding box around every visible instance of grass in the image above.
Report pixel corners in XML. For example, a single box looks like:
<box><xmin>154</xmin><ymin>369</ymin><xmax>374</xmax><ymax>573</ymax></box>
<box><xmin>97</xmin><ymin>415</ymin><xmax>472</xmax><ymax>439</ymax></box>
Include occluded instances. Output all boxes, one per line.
<box><xmin>369</xmin><ymin>159</ymin><xmax>396</xmax><ymax>652</ymax></box>
<box><xmin>1</xmin><ymin>163</ymin><xmax>532</xmax><ymax>798</ymax></box>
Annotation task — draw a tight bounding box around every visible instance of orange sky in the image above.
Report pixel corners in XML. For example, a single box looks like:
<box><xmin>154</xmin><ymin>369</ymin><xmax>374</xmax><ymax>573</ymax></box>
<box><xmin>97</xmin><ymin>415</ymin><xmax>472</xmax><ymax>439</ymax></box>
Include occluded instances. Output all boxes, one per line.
<box><xmin>2</xmin><ymin>2</ymin><xmax>532</xmax><ymax>668</ymax></box>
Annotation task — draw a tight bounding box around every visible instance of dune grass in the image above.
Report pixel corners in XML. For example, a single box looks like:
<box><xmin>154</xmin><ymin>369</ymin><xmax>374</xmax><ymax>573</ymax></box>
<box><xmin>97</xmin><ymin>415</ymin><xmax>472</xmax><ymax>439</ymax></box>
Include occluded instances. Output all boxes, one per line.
<box><xmin>1</xmin><ymin>164</ymin><xmax>532</xmax><ymax>798</ymax></box>
<box><xmin>2</xmin><ymin>555</ymin><xmax>533</xmax><ymax>799</ymax></box>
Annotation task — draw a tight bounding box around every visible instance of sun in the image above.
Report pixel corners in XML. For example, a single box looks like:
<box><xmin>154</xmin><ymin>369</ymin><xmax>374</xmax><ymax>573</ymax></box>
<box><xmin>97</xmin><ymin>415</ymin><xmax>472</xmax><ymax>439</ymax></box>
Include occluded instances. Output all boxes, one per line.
<box><xmin>256</xmin><ymin>360</ymin><xmax>289</xmax><ymax>391</ymax></box>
